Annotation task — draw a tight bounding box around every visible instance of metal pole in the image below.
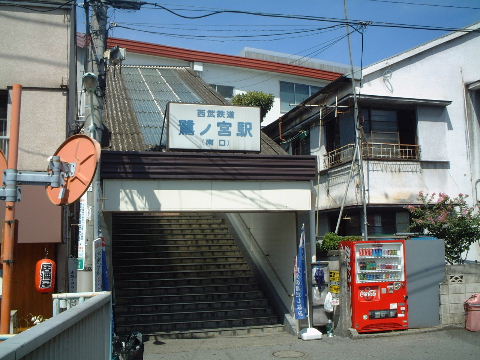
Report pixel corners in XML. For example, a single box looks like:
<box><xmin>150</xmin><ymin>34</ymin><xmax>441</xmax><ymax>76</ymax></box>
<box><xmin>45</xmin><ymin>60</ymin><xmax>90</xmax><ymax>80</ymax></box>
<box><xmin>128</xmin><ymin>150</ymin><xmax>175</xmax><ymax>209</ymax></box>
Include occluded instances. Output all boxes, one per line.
<box><xmin>1</xmin><ymin>84</ymin><xmax>22</xmax><ymax>334</ymax></box>
<box><xmin>343</xmin><ymin>0</ymin><xmax>368</xmax><ymax>241</ymax></box>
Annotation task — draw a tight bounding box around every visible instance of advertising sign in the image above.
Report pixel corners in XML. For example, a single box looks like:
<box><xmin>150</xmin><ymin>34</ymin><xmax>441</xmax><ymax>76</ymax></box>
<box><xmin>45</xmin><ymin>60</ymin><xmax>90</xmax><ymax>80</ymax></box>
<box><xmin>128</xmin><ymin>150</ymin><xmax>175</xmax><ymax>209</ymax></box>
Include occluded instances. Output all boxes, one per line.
<box><xmin>167</xmin><ymin>102</ymin><xmax>261</xmax><ymax>152</ymax></box>
<box><xmin>77</xmin><ymin>194</ymin><xmax>87</xmax><ymax>270</ymax></box>
<box><xmin>294</xmin><ymin>224</ymin><xmax>308</xmax><ymax>320</ymax></box>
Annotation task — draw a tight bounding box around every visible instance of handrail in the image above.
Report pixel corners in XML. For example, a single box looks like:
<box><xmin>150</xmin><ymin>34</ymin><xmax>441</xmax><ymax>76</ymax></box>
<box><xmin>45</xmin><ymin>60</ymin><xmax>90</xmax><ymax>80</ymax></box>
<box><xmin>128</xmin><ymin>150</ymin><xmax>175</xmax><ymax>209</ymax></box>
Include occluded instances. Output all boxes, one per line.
<box><xmin>0</xmin><ymin>292</ymin><xmax>111</xmax><ymax>360</ymax></box>
<box><xmin>324</xmin><ymin>142</ymin><xmax>420</xmax><ymax>168</ymax></box>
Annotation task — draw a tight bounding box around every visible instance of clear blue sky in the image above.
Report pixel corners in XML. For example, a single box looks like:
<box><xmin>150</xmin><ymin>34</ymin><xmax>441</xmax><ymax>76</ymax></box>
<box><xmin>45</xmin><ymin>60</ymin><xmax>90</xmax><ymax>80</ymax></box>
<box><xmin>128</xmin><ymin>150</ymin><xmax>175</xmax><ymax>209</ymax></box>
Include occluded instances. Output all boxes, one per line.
<box><xmin>79</xmin><ymin>0</ymin><xmax>480</xmax><ymax>67</ymax></box>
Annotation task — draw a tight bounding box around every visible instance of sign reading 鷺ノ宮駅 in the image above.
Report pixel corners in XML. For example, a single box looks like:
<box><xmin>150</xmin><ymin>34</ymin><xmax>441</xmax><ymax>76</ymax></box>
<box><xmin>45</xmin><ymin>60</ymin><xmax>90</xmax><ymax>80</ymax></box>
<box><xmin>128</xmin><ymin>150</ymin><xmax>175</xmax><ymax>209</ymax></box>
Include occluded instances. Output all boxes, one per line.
<box><xmin>167</xmin><ymin>103</ymin><xmax>261</xmax><ymax>152</ymax></box>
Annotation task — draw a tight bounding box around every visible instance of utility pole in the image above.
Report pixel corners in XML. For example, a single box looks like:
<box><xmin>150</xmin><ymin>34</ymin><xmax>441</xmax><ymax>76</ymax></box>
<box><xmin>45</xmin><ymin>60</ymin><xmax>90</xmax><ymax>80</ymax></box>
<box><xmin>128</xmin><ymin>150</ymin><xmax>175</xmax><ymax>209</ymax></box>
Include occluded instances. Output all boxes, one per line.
<box><xmin>78</xmin><ymin>0</ymin><xmax>107</xmax><ymax>291</ymax></box>
<box><xmin>78</xmin><ymin>0</ymin><xmax>142</xmax><ymax>291</ymax></box>
<box><xmin>343</xmin><ymin>0</ymin><xmax>368</xmax><ymax>241</ymax></box>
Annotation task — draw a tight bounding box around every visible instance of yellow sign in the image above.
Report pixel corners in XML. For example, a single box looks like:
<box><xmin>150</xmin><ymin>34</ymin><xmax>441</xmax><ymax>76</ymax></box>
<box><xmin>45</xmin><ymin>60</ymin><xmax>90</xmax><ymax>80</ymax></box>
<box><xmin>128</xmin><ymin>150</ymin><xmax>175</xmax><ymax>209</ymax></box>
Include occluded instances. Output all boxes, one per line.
<box><xmin>329</xmin><ymin>285</ymin><xmax>340</xmax><ymax>294</ymax></box>
<box><xmin>329</xmin><ymin>271</ymin><xmax>340</xmax><ymax>282</ymax></box>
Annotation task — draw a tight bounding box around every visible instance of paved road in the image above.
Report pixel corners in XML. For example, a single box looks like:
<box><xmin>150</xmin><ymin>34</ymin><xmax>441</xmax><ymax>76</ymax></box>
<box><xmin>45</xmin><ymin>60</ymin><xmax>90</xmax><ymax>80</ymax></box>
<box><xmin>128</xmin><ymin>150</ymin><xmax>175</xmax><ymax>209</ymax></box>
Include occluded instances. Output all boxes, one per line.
<box><xmin>143</xmin><ymin>328</ymin><xmax>479</xmax><ymax>360</ymax></box>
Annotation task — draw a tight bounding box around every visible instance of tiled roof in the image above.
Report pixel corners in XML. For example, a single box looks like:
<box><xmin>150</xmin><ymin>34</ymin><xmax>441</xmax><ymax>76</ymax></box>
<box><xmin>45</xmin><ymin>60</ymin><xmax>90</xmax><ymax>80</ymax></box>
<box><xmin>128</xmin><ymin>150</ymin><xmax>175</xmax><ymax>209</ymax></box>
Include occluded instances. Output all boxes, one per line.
<box><xmin>104</xmin><ymin>65</ymin><xmax>287</xmax><ymax>155</ymax></box>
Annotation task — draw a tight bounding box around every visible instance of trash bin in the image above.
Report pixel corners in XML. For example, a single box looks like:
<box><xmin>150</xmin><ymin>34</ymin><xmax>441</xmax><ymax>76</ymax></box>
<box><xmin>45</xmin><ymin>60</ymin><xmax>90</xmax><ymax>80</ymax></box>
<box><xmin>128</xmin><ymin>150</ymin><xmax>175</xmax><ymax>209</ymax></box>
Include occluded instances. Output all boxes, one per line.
<box><xmin>464</xmin><ymin>293</ymin><xmax>480</xmax><ymax>332</ymax></box>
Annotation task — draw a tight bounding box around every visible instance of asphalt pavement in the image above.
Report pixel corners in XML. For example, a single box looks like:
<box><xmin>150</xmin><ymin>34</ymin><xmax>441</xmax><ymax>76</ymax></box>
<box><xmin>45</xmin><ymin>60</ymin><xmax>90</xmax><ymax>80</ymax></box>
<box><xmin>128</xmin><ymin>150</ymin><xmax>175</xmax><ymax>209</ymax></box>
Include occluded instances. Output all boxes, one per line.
<box><xmin>143</xmin><ymin>327</ymin><xmax>479</xmax><ymax>360</ymax></box>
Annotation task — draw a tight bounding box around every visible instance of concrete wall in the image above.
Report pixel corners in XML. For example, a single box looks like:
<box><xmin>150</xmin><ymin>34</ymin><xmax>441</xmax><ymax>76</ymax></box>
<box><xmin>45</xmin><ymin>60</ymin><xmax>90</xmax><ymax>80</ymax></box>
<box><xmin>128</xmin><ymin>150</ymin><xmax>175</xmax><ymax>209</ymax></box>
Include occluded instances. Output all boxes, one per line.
<box><xmin>0</xmin><ymin>7</ymin><xmax>71</xmax><ymax>88</ymax></box>
<box><xmin>11</xmin><ymin>89</ymin><xmax>68</xmax><ymax>171</ymax></box>
<box><xmin>359</xmin><ymin>31</ymin><xmax>480</xmax><ymax>205</ymax></box>
<box><xmin>124</xmin><ymin>52</ymin><xmax>329</xmax><ymax>126</ymax></box>
<box><xmin>226</xmin><ymin>212</ymin><xmax>297</xmax><ymax>313</ymax></box>
<box><xmin>440</xmin><ymin>264</ymin><xmax>480</xmax><ymax>325</ymax></box>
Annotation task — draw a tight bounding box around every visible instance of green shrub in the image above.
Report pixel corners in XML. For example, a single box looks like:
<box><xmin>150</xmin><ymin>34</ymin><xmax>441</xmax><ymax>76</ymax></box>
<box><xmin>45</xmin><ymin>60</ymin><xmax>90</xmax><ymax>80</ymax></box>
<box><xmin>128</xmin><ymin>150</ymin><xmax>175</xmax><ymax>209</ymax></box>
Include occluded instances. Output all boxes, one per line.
<box><xmin>317</xmin><ymin>233</ymin><xmax>361</xmax><ymax>256</ymax></box>
<box><xmin>231</xmin><ymin>91</ymin><xmax>274</xmax><ymax>122</ymax></box>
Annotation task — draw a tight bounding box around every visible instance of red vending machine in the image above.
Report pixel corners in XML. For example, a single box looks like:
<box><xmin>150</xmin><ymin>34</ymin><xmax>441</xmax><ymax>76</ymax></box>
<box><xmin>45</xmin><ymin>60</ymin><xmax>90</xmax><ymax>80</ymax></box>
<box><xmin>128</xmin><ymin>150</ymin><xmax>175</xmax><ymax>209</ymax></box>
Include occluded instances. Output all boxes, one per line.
<box><xmin>341</xmin><ymin>239</ymin><xmax>409</xmax><ymax>333</ymax></box>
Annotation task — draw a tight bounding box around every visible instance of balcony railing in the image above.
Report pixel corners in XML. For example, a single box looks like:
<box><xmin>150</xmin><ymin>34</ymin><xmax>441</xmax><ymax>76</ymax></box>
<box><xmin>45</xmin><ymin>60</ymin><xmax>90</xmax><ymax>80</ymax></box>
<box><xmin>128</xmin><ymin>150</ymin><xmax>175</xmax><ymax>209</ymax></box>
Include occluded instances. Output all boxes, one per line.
<box><xmin>324</xmin><ymin>142</ymin><xmax>420</xmax><ymax>168</ymax></box>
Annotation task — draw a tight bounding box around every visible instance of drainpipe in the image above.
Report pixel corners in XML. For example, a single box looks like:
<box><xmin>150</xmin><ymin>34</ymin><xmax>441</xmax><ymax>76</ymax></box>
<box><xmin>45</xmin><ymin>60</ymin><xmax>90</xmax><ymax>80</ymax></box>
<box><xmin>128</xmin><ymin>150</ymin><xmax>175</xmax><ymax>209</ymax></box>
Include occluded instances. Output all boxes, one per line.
<box><xmin>0</xmin><ymin>84</ymin><xmax>22</xmax><ymax>334</ymax></box>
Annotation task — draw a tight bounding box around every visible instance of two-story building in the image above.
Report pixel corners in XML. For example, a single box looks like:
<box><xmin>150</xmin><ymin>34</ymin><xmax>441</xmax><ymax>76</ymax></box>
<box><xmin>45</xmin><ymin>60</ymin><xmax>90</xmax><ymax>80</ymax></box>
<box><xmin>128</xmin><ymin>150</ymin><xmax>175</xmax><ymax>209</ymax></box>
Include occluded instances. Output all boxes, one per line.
<box><xmin>0</xmin><ymin>0</ymin><xmax>77</xmax><ymax>325</ymax></box>
<box><xmin>264</xmin><ymin>22</ymin><xmax>480</xmax><ymax>261</ymax></box>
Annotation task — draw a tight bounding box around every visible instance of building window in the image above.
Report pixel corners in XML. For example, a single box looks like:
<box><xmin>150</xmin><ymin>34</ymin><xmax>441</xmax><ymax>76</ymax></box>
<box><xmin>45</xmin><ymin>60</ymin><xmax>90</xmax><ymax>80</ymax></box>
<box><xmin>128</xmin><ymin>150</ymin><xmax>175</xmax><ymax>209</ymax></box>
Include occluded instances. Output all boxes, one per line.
<box><xmin>291</xmin><ymin>131</ymin><xmax>310</xmax><ymax>155</ymax></box>
<box><xmin>329</xmin><ymin>208</ymin><xmax>407</xmax><ymax>237</ymax></box>
<box><xmin>0</xmin><ymin>90</ymin><xmax>8</xmax><ymax>155</ymax></box>
<box><xmin>209</xmin><ymin>84</ymin><xmax>234</xmax><ymax>99</ymax></box>
<box><xmin>280</xmin><ymin>81</ymin><xmax>322</xmax><ymax>113</ymax></box>
<box><xmin>323</xmin><ymin>106</ymin><xmax>418</xmax><ymax>168</ymax></box>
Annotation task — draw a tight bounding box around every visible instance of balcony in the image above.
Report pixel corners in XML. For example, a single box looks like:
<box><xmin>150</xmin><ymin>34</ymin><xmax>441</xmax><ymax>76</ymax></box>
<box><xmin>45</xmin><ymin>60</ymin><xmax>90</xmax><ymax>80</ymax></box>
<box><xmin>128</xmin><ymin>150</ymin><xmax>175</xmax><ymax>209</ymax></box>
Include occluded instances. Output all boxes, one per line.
<box><xmin>324</xmin><ymin>142</ymin><xmax>420</xmax><ymax>168</ymax></box>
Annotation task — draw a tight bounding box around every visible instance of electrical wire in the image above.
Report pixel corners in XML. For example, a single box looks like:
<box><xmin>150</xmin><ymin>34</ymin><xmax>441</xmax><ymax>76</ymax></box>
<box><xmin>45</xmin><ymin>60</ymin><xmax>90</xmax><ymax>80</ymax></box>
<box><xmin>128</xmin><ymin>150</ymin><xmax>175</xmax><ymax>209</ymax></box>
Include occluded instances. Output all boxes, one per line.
<box><xmin>236</xmin><ymin>30</ymin><xmax>352</xmax><ymax>88</ymax></box>
<box><xmin>137</xmin><ymin>2</ymin><xmax>479</xmax><ymax>33</ymax></box>
<box><xmin>112</xmin><ymin>22</ymin><xmax>341</xmax><ymax>33</ymax></box>
<box><xmin>112</xmin><ymin>23</ymin><xmax>342</xmax><ymax>39</ymax></box>
<box><xmin>112</xmin><ymin>24</ymin><xmax>342</xmax><ymax>42</ymax></box>
<box><xmin>365</xmin><ymin>0</ymin><xmax>480</xmax><ymax>11</ymax></box>
<box><xmin>0</xmin><ymin>0</ymin><xmax>76</xmax><ymax>12</ymax></box>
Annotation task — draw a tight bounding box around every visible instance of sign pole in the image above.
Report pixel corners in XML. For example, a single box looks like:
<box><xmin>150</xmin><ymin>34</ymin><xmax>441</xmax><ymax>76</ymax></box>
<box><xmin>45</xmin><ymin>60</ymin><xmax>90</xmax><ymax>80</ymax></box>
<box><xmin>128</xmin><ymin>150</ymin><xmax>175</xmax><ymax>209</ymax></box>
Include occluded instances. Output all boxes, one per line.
<box><xmin>1</xmin><ymin>84</ymin><xmax>22</xmax><ymax>334</ymax></box>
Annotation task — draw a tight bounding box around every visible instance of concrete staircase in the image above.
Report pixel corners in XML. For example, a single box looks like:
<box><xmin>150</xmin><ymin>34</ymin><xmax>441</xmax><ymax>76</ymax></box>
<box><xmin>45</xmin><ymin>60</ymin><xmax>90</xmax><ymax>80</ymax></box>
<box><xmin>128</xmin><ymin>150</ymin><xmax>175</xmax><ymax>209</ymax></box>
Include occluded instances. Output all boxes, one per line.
<box><xmin>112</xmin><ymin>213</ymin><xmax>284</xmax><ymax>338</ymax></box>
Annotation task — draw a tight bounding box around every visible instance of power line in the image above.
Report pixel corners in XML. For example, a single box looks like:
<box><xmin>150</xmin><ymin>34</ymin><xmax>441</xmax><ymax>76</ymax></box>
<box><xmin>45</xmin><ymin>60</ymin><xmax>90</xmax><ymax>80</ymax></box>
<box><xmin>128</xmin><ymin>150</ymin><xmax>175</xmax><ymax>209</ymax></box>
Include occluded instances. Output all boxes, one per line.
<box><xmin>112</xmin><ymin>22</ymin><xmax>340</xmax><ymax>33</ymax></box>
<box><xmin>236</xmin><ymin>31</ymin><xmax>353</xmax><ymax>88</ymax></box>
<box><xmin>137</xmin><ymin>2</ymin><xmax>478</xmax><ymax>33</ymax></box>
<box><xmin>365</xmin><ymin>0</ymin><xmax>480</xmax><ymax>11</ymax></box>
<box><xmin>112</xmin><ymin>24</ymin><xmax>344</xmax><ymax>42</ymax></box>
<box><xmin>0</xmin><ymin>0</ymin><xmax>75</xmax><ymax>12</ymax></box>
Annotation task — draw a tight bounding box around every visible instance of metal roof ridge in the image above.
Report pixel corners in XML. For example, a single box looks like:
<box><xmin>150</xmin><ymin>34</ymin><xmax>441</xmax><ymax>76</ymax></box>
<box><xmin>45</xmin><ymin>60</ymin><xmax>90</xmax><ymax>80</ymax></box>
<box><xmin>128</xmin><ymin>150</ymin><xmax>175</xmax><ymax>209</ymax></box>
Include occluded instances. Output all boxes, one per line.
<box><xmin>107</xmin><ymin>36</ymin><xmax>343</xmax><ymax>81</ymax></box>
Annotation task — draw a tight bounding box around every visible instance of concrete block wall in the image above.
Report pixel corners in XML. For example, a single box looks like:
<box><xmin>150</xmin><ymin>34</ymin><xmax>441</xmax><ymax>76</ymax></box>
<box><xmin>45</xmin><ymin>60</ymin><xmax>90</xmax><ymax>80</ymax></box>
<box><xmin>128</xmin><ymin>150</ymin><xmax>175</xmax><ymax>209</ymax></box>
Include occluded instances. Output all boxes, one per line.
<box><xmin>440</xmin><ymin>264</ymin><xmax>480</xmax><ymax>325</ymax></box>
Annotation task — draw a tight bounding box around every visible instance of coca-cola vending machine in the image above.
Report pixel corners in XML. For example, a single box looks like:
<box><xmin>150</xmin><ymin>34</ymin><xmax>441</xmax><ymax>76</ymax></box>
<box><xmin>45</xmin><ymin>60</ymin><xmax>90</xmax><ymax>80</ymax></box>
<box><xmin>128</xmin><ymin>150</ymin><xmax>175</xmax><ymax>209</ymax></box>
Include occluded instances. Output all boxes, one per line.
<box><xmin>341</xmin><ymin>239</ymin><xmax>409</xmax><ymax>333</ymax></box>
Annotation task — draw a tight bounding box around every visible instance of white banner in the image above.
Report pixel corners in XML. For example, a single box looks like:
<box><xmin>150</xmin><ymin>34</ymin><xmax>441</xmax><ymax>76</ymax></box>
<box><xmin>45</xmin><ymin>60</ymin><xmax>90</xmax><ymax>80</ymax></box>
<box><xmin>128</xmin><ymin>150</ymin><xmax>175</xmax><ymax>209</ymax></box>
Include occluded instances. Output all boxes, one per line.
<box><xmin>167</xmin><ymin>102</ymin><xmax>261</xmax><ymax>151</ymax></box>
<box><xmin>77</xmin><ymin>194</ymin><xmax>87</xmax><ymax>270</ymax></box>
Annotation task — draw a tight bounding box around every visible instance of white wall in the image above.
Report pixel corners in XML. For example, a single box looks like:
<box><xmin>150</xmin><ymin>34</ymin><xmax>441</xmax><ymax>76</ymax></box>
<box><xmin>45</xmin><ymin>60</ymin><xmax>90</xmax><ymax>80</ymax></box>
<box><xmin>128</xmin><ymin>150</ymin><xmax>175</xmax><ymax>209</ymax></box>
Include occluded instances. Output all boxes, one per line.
<box><xmin>124</xmin><ymin>52</ymin><xmax>329</xmax><ymax>126</ymax></box>
<box><xmin>227</xmin><ymin>212</ymin><xmax>297</xmax><ymax>312</ymax></box>
<box><xmin>103</xmin><ymin>179</ymin><xmax>312</xmax><ymax>212</ymax></box>
<box><xmin>358</xmin><ymin>32</ymin><xmax>480</xmax><ymax>204</ymax></box>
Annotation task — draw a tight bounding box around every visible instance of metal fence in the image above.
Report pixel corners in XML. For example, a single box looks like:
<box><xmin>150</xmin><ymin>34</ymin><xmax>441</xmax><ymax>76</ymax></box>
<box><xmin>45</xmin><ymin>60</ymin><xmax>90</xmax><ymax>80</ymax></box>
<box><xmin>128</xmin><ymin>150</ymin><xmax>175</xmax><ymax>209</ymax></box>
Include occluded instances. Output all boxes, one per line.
<box><xmin>0</xmin><ymin>292</ymin><xmax>112</xmax><ymax>360</ymax></box>
<box><xmin>323</xmin><ymin>142</ymin><xmax>420</xmax><ymax>168</ymax></box>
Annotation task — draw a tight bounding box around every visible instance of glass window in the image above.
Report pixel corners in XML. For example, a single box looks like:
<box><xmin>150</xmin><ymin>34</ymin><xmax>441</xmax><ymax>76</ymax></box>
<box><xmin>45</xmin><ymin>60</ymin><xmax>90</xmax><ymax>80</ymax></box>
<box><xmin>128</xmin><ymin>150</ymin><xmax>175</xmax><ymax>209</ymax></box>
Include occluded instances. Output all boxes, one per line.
<box><xmin>294</xmin><ymin>84</ymin><xmax>309</xmax><ymax>106</ymax></box>
<box><xmin>280</xmin><ymin>81</ymin><xmax>295</xmax><ymax>113</ymax></box>
<box><xmin>280</xmin><ymin>81</ymin><xmax>323</xmax><ymax>113</ymax></box>
<box><xmin>209</xmin><ymin>84</ymin><xmax>234</xmax><ymax>99</ymax></box>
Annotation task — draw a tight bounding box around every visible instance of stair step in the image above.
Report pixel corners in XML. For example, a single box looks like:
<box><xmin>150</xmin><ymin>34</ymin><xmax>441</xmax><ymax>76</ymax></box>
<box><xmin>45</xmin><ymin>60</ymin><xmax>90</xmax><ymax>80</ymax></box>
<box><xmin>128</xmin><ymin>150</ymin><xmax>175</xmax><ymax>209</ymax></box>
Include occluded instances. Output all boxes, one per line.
<box><xmin>117</xmin><ymin>275</ymin><xmax>258</xmax><ymax>288</ymax></box>
<box><xmin>114</xmin><ymin>243</ymin><xmax>237</xmax><ymax>249</ymax></box>
<box><xmin>114</xmin><ymin>223</ymin><xmax>226</xmax><ymax>230</ymax></box>
<box><xmin>116</xmin><ymin>289</ymin><xmax>264</xmax><ymax>303</ymax></box>
<box><xmin>113</xmin><ymin>238</ymin><xmax>235</xmax><ymax>245</ymax></box>
<box><xmin>115</xmin><ymin>315</ymin><xmax>280</xmax><ymax>335</ymax></box>
<box><xmin>116</xmin><ymin>283</ymin><xmax>258</xmax><ymax>296</ymax></box>
<box><xmin>144</xmin><ymin>324</ymin><xmax>285</xmax><ymax>339</ymax></box>
<box><xmin>115</xmin><ymin>299</ymin><xmax>269</xmax><ymax>315</ymax></box>
<box><xmin>116</xmin><ymin>307</ymin><xmax>273</xmax><ymax>325</ymax></box>
<box><xmin>113</xmin><ymin>228</ymin><xmax>231</xmax><ymax>234</ymax></box>
<box><xmin>114</xmin><ymin>269</ymin><xmax>253</xmax><ymax>280</ymax></box>
<box><xmin>112</xmin><ymin>255</ymin><xmax>245</xmax><ymax>266</ymax></box>
<box><xmin>114</xmin><ymin>262</ymin><xmax>249</xmax><ymax>272</ymax></box>
<box><xmin>113</xmin><ymin>250</ymin><xmax>242</xmax><ymax>259</ymax></box>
